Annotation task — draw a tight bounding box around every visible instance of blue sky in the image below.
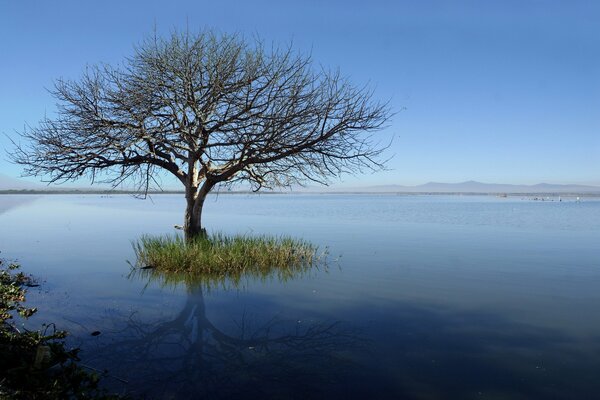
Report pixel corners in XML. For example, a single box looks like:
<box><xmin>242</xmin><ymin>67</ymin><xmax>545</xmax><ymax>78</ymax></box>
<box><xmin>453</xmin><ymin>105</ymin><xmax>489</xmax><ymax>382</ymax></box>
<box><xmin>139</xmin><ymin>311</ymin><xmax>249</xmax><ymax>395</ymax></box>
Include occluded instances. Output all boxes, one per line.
<box><xmin>0</xmin><ymin>0</ymin><xmax>598</xmax><ymax>187</ymax></box>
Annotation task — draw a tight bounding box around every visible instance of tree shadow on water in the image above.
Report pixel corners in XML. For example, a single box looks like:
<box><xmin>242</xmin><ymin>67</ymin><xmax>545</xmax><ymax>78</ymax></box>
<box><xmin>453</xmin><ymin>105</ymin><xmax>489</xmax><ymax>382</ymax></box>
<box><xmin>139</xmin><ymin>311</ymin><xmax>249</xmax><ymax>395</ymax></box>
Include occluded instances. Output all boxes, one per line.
<box><xmin>76</xmin><ymin>260</ymin><xmax>600</xmax><ymax>399</ymax></box>
<box><xmin>82</xmin><ymin>266</ymin><xmax>365</xmax><ymax>399</ymax></box>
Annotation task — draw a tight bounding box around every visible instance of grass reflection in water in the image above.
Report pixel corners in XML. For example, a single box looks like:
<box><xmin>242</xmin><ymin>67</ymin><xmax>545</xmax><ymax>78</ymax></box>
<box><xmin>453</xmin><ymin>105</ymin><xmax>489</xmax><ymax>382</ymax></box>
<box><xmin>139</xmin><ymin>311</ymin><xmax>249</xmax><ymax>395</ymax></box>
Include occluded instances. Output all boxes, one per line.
<box><xmin>84</xmin><ymin>239</ymin><xmax>362</xmax><ymax>399</ymax></box>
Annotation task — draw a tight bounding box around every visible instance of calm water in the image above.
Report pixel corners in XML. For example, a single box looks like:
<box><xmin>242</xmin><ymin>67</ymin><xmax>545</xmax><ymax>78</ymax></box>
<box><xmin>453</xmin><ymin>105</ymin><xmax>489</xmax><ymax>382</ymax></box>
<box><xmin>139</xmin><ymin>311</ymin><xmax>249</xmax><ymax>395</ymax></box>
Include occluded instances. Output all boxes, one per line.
<box><xmin>1</xmin><ymin>193</ymin><xmax>600</xmax><ymax>399</ymax></box>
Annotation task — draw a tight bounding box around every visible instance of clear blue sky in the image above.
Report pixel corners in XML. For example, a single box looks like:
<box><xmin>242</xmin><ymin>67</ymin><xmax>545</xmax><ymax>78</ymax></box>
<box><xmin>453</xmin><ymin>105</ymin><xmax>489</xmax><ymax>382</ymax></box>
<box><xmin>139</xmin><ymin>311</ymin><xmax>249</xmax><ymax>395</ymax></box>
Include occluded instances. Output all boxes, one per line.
<box><xmin>1</xmin><ymin>0</ymin><xmax>598</xmax><ymax>187</ymax></box>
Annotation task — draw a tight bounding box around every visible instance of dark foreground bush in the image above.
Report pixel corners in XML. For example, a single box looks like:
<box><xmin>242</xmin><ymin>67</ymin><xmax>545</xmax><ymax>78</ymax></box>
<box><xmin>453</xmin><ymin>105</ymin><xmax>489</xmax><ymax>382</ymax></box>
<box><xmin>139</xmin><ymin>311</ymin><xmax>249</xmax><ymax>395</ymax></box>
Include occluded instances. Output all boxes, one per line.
<box><xmin>0</xmin><ymin>259</ymin><xmax>124</xmax><ymax>400</ymax></box>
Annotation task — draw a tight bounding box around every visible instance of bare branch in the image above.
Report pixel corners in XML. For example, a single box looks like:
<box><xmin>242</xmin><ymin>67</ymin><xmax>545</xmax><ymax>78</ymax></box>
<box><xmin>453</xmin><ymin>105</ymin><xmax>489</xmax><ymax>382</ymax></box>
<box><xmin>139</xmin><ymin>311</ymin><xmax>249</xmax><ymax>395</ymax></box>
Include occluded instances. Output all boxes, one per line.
<box><xmin>12</xmin><ymin>29</ymin><xmax>393</xmax><ymax>237</ymax></box>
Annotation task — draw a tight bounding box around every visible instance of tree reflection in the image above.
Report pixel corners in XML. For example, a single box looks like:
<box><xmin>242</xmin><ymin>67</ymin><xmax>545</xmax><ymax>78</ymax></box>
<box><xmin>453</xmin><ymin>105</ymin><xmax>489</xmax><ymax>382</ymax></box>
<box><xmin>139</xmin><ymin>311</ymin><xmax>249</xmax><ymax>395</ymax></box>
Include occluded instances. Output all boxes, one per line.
<box><xmin>85</xmin><ymin>265</ymin><xmax>362</xmax><ymax>399</ymax></box>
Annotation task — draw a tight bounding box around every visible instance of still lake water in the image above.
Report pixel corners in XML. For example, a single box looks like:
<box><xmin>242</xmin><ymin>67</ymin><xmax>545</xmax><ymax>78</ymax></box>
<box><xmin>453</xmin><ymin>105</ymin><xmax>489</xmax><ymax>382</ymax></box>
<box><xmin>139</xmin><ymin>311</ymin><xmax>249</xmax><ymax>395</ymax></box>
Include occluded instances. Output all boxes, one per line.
<box><xmin>1</xmin><ymin>193</ymin><xmax>600</xmax><ymax>399</ymax></box>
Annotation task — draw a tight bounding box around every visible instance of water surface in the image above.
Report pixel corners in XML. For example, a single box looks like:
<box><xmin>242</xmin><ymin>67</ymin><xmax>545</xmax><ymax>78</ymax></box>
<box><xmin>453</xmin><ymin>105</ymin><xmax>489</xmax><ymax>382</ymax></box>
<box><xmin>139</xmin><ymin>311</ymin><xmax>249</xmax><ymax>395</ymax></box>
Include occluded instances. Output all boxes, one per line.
<box><xmin>1</xmin><ymin>194</ymin><xmax>599</xmax><ymax>399</ymax></box>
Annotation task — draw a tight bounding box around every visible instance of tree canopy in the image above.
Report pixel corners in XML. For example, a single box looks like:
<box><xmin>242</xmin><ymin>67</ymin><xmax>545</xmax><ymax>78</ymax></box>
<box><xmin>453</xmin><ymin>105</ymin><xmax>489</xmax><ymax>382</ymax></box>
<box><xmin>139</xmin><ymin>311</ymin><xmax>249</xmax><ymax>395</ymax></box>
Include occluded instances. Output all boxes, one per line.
<box><xmin>13</xmin><ymin>30</ymin><xmax>392</xmax><ymax>237</ymax></box>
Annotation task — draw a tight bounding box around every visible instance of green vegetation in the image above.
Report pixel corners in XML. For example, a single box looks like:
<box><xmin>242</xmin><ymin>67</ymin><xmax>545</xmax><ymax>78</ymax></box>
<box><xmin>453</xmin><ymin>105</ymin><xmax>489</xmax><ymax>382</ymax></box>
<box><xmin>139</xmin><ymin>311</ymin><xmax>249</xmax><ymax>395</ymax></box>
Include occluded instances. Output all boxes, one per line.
<box><xmin>0</xmin><ymin>259</ymin><xmax>123</xmax><ymax>399</ymax></box>
<box><xmin>132</xmin><ymin>233</ymin><xmax>324</xmax><ymax>289</ymax></box>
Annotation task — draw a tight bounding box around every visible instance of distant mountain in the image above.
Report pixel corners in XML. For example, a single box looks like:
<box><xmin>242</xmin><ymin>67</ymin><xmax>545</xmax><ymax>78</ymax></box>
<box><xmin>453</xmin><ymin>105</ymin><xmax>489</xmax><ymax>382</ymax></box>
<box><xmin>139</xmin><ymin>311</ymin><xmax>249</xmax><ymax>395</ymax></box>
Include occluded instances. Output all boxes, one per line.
<box><xmin>319</xmin><ymin>181</ymin><xmax>600</xmax><ymax>194</ymax></box>
<box><xmin>0</xmin><ymin>174</ymin><xmax>40</xmax><ymax>190</ymax></box>
<box><xmin>2</xmin><ymin>175</ymin><xmax>599</xmax><ymax>194</ymax></box>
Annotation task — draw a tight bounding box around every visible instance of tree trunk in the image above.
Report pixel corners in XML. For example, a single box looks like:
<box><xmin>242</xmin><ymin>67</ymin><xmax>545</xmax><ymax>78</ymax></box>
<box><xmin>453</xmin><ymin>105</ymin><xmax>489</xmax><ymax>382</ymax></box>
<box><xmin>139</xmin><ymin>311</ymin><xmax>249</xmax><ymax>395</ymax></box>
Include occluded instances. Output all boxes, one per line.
<box><xmin>184</xmin><ymin>196</ymin><xmax>200</xmax><ymax>240</ymax></box>
<box><xmin>183</xmin><ymin>182</ymin><xmax>211</xmax><ymax>240</ymax></box>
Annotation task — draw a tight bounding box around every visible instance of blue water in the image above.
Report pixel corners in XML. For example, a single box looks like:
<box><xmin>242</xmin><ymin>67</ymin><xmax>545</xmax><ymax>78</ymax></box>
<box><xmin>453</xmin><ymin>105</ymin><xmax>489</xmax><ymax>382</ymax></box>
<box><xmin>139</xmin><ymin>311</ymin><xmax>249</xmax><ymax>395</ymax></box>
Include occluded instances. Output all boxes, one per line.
<box><xmin>1</xmin><ymin>194</ymin><xmax>600</xmax><ymax>399</ymax></box>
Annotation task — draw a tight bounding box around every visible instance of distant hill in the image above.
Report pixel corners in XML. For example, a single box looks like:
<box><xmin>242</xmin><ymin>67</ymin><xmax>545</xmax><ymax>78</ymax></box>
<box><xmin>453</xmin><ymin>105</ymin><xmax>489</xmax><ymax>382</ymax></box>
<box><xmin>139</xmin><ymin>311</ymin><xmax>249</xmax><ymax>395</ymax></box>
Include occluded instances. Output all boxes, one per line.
<box><xmin>0</xmin><ymin>174</ymin><xmax>40</xmax><ymax>190</ymax></box>
<box><xmin>2</xmin><ymin>175</ymin><xmax>599</xmax><ymax>195</ymax></box>
<box><xmin>411</xmin><ymin>181</ymin><xmax>600</xmax><ymax>193</ymax></box>
<box><xmin>0</xmin><ymin>175</ymin><xmax>185</xmax><ymax>194</ymax></box>
<box><xmin>319</xmin><ymin>181</ymin><xmax>600</xmax><ymax>194</ymax></box>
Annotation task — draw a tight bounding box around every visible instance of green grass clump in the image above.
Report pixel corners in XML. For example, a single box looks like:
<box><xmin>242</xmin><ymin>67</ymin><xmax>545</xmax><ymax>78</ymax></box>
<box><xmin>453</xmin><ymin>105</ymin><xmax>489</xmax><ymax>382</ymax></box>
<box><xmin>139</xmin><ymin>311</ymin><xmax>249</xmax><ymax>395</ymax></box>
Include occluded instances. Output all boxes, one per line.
<box><xmin>132</xmin><ymin>233</ymin><xmax>323</xmax><ymax>288</ymax></box>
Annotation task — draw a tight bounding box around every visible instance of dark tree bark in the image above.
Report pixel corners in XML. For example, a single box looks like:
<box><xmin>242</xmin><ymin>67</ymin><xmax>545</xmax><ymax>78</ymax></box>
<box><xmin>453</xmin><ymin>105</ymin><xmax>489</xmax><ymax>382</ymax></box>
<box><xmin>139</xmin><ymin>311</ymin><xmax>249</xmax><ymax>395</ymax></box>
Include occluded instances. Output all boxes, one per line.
<box><xmin>184</xmin><ymin>180</ymin><xmax>212</xmax><ymax>238</ymax></box>
<box><xmin>12</xmin><ymin>30</ymin><xmax>392</xmax><ymax>238</ymax></box>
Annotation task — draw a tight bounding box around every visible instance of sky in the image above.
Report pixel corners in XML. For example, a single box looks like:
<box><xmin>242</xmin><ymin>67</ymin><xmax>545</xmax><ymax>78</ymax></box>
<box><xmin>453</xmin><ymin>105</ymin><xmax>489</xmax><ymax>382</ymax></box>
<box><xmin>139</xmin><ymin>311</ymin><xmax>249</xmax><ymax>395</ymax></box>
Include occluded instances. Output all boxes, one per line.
<box><xmin>0</xmin><ymin>0</ymin><xmax>598</xmax><ymax>188</ymax></box>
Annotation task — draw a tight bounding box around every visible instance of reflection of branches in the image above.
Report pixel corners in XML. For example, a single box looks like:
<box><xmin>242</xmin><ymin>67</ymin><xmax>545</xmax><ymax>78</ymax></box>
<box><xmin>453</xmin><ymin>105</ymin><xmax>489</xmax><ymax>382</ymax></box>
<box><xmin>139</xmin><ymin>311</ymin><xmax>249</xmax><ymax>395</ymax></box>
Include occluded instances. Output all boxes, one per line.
<box><xmin>85</xmin><ymin>287</ymin><xmax>363</xmax><ymax>399</ymax></box>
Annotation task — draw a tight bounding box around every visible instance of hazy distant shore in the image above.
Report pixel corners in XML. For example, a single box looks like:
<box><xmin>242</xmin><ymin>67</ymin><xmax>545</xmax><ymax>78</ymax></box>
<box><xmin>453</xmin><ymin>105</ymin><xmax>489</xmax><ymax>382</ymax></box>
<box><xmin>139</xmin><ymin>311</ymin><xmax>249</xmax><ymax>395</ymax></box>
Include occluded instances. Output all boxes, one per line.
<box><xmin>2</xmin><ymin>179</ymin><xmax>599</xmax><ymax>197</ymax></box>
<box><xmin>1</xmin><ymin>189</ymin><xmax>599</xmax><ymax>197</ymax></box>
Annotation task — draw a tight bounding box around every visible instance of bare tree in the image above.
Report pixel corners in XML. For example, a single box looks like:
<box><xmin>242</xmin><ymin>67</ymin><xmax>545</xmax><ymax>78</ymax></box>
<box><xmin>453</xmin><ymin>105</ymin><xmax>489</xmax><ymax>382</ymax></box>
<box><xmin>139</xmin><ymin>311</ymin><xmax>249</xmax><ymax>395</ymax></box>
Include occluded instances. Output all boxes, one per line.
<box><xmin>13</xmin><ymin>30</ymin><xmax>391</xmax><ymax>238</ymax></box>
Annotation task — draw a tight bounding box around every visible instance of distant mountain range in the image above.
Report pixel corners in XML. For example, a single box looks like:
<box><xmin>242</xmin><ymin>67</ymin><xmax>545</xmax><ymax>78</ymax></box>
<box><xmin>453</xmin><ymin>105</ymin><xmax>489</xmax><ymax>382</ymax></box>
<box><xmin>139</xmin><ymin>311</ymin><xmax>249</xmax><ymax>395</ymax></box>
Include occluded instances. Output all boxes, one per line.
<box><xmin>1</xmin><ymin>174</ymin><xmax>599</xmax><ymax>194</ymax></box>
<box><xmin>317</xmin><ymin>181</ymin><xmax>600</xmax><ymax>194</ymax></box>
<box><xmin>0</xmin><ymin>174</ymin><xmax>40</xmax><ymax>190</ymax></box>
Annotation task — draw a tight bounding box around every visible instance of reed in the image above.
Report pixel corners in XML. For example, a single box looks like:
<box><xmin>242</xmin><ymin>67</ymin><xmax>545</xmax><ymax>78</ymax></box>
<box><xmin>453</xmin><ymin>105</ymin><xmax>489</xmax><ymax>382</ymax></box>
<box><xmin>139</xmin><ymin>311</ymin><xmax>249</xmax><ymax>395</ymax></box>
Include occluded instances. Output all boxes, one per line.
<box><xmin>132</xmin><ymin>233</ymin><xmax>322</xmax><ymax>286</ymax></box>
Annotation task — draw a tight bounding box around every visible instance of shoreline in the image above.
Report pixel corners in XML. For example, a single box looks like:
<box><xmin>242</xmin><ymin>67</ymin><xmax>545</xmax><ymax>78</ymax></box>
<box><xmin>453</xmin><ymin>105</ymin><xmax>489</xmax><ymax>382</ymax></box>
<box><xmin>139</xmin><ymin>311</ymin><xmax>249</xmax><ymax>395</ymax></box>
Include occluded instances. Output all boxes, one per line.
<box><xmin>1</xmin><ymin>189</ymin><xmax>599</xmax><ymax>198</ymax></box>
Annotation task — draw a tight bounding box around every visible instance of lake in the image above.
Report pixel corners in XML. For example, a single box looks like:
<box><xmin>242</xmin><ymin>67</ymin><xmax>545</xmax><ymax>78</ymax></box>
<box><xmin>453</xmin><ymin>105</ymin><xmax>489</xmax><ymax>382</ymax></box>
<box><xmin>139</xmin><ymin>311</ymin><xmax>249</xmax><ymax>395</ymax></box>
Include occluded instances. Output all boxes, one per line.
<box><xmin>1</xmin><ymin>193</ymin><xmax>600</xmax><ymax>399</ymax></box>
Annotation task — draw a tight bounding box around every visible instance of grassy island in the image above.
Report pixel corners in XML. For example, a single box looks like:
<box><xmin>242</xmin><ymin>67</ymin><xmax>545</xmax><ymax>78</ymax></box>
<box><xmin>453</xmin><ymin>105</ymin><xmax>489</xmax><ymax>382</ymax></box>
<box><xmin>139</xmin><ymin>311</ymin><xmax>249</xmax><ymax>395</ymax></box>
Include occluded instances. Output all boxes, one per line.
<box><xmin>133</xmin><ymin>233</ymin><xmax>323</xmax><ymax>287</ymax></box>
